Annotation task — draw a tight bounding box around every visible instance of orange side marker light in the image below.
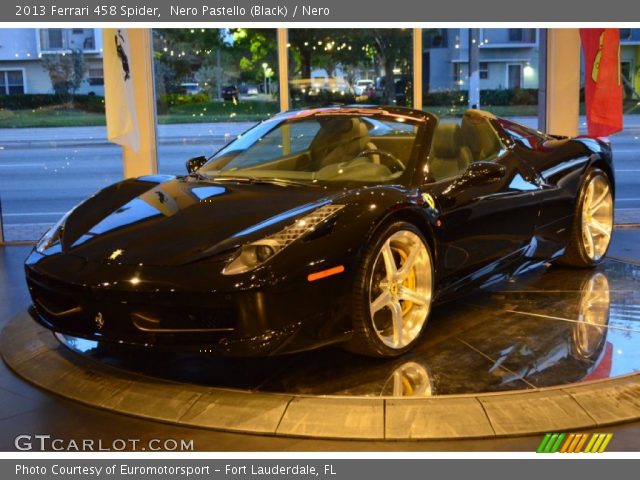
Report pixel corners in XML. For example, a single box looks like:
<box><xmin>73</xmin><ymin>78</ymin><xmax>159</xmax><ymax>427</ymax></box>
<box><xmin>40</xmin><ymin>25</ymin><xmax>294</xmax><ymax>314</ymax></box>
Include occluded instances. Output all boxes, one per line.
<box><xmin>307</xmin><ymin>265</ymin><xmax>345</xmax><ymax>282</ymax></box>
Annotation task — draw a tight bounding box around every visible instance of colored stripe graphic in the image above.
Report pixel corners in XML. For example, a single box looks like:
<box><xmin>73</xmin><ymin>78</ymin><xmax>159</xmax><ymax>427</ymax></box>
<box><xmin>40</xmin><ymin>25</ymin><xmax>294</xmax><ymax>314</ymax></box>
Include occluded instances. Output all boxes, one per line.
<box><xmin>537</xmin><ymin>433</ymin><xmax>613</xmax><ymax>453</ymax></box>
<box><xmin>537</xmin><ymin>433</ymin><xmax>566</xmax><ymax>453</ymax></box>
<box><xmin>584</xmin><ymin>434</ymin><xmax>598</xmax><ymax>452</ymax></box>
<box><xmin>574</xmin><ymin>433</ymin><xmax>590</xmax><ymax>452</ymax></box>
<box><xmin>585</xmin><ymin>433</ymin><xmax>613</xmax><ymax>453</ymax></box>
<box><xmin>537</xmin><ymin>433</ymin><xmax>552</xmax><ymax>453</ymax></box>
<box><xmin>550</xmin><ymin>433</ymin><xmax>566</xmax><ymax>452</ymax></box>
<box><xmin>597</xmin><ymin>434</ymin><xmax>613</xmax><ymax>453</ymax></box>
<box><xmin>559</xmin><ymin>434</ymin><xmax>575</xmax><ymax>453</ymax></box>
<box><xmin>544</xmin><ymin>433</ymin><xmax>559</xmax><ymax>453</ymax></box>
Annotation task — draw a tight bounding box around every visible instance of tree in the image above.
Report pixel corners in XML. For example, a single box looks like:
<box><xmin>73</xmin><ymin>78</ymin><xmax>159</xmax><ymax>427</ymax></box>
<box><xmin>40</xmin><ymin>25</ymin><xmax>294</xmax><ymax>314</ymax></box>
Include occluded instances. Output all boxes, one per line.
<box><xmin>287</xmin><ymin>30</ymin><xmax>412</xmax><ymax>105</ymax></box>
<box><xmin>41</xmin><ymin>50</ymin><xmax>86</xmax><ymax>102</ymax></box>
<box><xmin>230</xmin><ymin>28</ymin><xmax>278</xmax><ymax>84</ymax></box>
<box><xmin>369</xmin><ymin>29</ymin><xmax>412</xmax><ymax>104</ymax></box>
<box><xmin>195</xmin><ymin>51</ymin><xmax>241</xmax><ymax>97</ymax></box>
<box><xmin>153</xmin><ymin>28</ymin><xmax>227</xmax><ymax>95</ymax></box>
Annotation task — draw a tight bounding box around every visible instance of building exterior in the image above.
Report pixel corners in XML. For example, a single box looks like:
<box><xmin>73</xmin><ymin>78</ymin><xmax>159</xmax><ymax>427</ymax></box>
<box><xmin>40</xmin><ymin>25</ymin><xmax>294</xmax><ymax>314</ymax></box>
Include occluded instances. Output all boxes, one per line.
<box><xmin>1</xmin><ymin>28</ymin><xmax>638</xmax><ymax>101</ymax></box>
<box><xmin>0</xmin><ymin>28</ymin><xmax>104</xmax><ymax>96</ymax></box>
<box><xmin>424</xmin><ymin>28</ymin><xmax>640</xmax><ymax>98</ymax></box>
<box><xmin>619</xmin><ymin>28</ymin><xmax>640</xmax><ymax>98</ymax></box>
<box><xmin>424</xmin><ymin>28</ymin><xmax>542</xmax><ymax>92</ymax></box>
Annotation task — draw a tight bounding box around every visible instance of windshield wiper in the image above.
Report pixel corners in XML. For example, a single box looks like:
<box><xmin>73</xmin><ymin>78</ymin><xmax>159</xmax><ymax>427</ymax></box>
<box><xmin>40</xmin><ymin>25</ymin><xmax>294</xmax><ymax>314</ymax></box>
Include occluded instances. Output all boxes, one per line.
<box><xmin>212</xmin><ymin>176</ymin><xmax>310</xmax><ymax>187</ymax></box>
<box><xmin>186</xmin><ymin>171</ymin><xmax>211</xmax><ymax>181</ymax></box>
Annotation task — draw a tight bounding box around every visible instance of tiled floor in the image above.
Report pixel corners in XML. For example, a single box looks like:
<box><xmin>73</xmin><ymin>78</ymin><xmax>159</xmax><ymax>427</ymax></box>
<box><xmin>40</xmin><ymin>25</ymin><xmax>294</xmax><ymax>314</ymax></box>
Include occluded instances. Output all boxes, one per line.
<box><xmin>1</xmin><ymin>235</ymin><xmax>640</xmax><ymax>451</ymax></box>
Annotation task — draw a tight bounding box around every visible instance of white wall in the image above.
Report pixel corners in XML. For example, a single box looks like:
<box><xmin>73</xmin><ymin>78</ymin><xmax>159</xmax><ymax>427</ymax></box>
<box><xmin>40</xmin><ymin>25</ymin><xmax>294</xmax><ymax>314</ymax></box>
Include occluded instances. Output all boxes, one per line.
<box><xmin>0</xmin><ymin>29</ymin><xmax>38</xmax><ymax>61</ymax></box>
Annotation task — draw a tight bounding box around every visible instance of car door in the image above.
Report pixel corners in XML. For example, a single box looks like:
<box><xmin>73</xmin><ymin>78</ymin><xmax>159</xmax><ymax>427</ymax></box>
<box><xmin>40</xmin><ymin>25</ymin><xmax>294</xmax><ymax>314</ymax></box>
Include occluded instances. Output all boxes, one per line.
<box><xmin>424</xmin><ymin>114</ymin><xmax>541</xmax><ymax>288</ymax></box>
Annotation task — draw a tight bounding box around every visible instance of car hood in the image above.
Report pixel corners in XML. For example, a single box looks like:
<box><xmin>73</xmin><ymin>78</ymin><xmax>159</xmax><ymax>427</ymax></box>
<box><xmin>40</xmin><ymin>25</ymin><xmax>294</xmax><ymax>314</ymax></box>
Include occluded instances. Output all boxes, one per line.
<box><xmin>60</xmin><ymin>176</ymin><xmax>341</xmax><ymax>266</ymax></box>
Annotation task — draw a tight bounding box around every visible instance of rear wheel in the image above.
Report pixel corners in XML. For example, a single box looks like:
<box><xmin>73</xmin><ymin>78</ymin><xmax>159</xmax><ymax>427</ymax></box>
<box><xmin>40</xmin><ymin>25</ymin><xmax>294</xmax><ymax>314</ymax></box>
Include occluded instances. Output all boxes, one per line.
<box><xmin>560</xmin><ymin>169</ymin><xmax>613</xmax><ymax>267</ymax></box>
<box><xmin>348</xmin><ymin>222</ymin><xmax>433</xmax><ymax>357</ymax></box>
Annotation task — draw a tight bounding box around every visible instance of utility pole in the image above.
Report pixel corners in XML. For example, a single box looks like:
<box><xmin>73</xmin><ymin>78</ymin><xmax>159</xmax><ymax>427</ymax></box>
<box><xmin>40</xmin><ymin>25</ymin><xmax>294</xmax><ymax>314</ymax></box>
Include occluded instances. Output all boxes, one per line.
<box><xmin>216</xmin><ymin>49</ymin><xmax>222</xmax><ymax>100</ymax></box>
<box><xmin>468</xmin><ymin>28</ymin><xmax>480</xmax><ymax>109</ymax></box>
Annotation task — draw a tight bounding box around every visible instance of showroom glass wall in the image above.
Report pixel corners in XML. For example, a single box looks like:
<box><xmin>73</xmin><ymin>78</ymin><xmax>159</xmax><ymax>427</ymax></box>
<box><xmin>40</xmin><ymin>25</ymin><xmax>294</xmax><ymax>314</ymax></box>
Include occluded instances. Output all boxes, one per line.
<box><xmin>0</xmin><ymin>28</ymin><xmax>122</xmax><ymax>242</ymax></box>
<box><xmin>286</xmin><ymin>28</ymin><xmax>414</xmax><ymax>109</ymax></box>
<box><xmin>422</xmin><ymin>28</ymin><xmax>543</xmax><ymax>128</ymax></box>
<box><xmin>152</xmin><ymin>28</ymin><xmax>279</xmax><ymax>175</ymax></box>
<box><xmin>2</xmin><ymin>28</ymin><xmax>639</xmax><ymax>242</ymax></box>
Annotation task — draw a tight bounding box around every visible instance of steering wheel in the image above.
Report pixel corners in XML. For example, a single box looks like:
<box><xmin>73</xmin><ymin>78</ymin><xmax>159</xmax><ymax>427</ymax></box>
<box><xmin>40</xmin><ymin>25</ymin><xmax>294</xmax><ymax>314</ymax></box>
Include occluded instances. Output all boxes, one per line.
<box><xmin>356</xmin><ymin>149</ymin><xmax>405</xmax><ymax>172</ymax></box>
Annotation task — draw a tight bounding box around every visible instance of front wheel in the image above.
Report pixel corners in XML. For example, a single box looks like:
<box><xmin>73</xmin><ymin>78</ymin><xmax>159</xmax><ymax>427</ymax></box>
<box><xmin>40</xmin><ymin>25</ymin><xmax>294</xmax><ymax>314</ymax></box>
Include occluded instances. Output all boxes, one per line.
<box><xmin>560</xmin><ymin>168</ymin><xmax>614</xmax><ymax>267</ymax></box>
<box><xmin>347</xmin><ymin>222</ymin><xmax>433</xmax><ymax>357</ymax></box>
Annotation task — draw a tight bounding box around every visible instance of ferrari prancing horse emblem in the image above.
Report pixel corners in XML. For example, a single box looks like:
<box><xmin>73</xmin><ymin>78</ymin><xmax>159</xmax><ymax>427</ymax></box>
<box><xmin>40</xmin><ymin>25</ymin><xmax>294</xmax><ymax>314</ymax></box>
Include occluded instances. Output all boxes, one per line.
<box><xmin>109</xmin><ymin>249</ymin><xmax>124</xmax><ymax>261</ymax></box>
<box><xmin>421</xmin><ymin>193</ymin><xmax>436</xmax><ymax>210</ymax></box>
<box><xmin>95</xmin><ymin>312</ymin><xmax>104</xmax><ymax>330</ymax></box>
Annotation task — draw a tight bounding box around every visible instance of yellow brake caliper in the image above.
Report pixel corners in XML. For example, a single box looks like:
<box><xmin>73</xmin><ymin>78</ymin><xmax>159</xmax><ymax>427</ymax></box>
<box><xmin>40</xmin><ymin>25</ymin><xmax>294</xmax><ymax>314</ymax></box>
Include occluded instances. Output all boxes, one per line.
<box><xmin>393</xmin><ymin>247</ymin><xmax>416</xmax><ymax>315</ymax></box>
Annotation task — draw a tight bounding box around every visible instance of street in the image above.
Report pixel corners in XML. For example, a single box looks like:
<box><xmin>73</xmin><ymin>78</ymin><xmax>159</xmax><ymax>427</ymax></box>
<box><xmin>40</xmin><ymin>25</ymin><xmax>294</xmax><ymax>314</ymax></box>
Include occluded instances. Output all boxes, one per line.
<box><xmin>0</xmin><ymin>122</ymin><xmax>253</xmax><ymax>241</ymax></box>
<box><xmin>0</xmin><ymin>117</ymin><xmax>639</xmax><ymax>241</ymax></box>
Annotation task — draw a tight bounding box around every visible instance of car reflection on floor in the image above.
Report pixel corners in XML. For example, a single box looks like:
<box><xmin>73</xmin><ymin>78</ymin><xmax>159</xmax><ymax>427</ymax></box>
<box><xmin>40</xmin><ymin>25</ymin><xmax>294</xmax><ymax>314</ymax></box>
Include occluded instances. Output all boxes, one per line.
<box><xmin>58</xmin><ymin>259</ymin><xmax>639</xmax><ymax>397</ymax></box>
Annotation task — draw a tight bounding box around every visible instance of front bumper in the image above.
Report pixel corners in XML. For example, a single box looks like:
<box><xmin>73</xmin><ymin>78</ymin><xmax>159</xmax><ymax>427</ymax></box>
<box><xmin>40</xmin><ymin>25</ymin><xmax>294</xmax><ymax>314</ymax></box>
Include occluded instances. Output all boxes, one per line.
<box><xmin>25</xmin><ymin>250</ymin><xmax>354</xmax><ymax>356</ymax></box>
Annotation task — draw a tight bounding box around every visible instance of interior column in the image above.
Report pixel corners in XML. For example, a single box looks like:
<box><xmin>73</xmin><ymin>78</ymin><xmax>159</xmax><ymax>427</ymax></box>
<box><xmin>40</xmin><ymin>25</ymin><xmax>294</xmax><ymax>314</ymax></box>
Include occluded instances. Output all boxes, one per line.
<box><xmin>544</xmin><ymin>29</ymin><xmax>581</xmax><ymax>137</ymax></box>
<box><xmin>277</xmin><ymin>28</ymin><xmax>290</xmax><ymax>112</ymax></box>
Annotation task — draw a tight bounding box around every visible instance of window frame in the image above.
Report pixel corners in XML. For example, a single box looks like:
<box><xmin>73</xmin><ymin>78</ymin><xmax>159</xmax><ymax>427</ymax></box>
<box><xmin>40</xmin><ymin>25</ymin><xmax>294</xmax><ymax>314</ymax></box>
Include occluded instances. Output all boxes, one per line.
<box><xmin>479</xmin><ymin>62</ymin><xmax>489</xmax><ymax>80</ymax></box>
<box><xmin>479</xmin><ymin>28</ymin><xmax>539</xmax><ymax>48</ymax></box>
<box><xmin>0</xmin><ymin>69</ymin><xmax>26</xmax><ymax>95</ymax></box>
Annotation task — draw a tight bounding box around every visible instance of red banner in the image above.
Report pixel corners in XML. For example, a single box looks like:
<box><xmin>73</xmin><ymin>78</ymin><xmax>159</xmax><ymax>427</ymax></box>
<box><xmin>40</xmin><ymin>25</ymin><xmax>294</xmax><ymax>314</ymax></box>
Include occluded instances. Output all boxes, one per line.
<box><xmin>579</xmin><ymin>28</ymin><xmax>623</xmax><ymax>137</ymax></box>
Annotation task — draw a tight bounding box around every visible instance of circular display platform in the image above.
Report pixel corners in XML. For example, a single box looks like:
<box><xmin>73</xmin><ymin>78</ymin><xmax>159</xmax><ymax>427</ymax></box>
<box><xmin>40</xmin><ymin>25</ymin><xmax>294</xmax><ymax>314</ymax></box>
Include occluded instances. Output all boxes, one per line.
<box><xmin>2</xmin><ymin>258</ymin><xmax>640</xmax><ymax>440</ymax></box>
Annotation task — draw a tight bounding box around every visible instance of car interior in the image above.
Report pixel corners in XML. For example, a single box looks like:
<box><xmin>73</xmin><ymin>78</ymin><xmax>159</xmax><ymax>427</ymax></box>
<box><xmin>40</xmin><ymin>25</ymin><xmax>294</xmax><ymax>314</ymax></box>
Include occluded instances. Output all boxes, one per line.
<box><xmin>426</xmin><ymin>110</ymin><xmax>504</xmax><ymax>182</ymax></box>
<box><xmin>216</xmin><ymin>115</ymin><xmax>418</xmax><ymax>183</ymax></box>
<box><xmin>208</xmin><ymin>110</ymin><xmax>504</xmax><ymax>184</ymax></box>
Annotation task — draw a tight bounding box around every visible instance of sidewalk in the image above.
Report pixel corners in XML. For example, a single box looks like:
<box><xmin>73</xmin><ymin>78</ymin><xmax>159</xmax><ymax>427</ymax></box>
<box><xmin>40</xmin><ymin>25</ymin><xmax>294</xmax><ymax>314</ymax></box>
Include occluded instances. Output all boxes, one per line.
<box><xmin>0</xmin><ymin>122</ymin><xmax>256</xmax><ymax>149</ymax></box>
<box><xmin>1</xmin><ymin>115</ymin><xmax>639</xmax><ymax>149</ymax></box>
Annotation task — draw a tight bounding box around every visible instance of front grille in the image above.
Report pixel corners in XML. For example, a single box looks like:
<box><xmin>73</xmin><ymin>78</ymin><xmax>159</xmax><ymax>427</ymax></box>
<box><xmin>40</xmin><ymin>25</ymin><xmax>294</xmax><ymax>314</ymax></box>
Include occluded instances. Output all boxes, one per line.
<box><xmin>26</xmin><ymin>270</ymin><xmax>238</xmax><ymax>341</ymax></box>
<box><xmin>28</xmin><ymin>278</ymin><xmax>81</xmax><ymax>317</ymax></box>
<box><xmin>131</xmin><ymin>305</ymin><xmax>236</xmax><ymax>333</ymax></box>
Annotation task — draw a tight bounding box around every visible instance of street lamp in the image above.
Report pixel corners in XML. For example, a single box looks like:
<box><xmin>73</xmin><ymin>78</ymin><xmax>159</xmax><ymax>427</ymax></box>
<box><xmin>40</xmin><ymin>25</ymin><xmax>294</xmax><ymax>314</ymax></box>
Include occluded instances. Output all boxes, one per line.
<box><xmin>262</xmin><ymin>62</ymin><xmax>269</xmax><ymax>95</ymax></box>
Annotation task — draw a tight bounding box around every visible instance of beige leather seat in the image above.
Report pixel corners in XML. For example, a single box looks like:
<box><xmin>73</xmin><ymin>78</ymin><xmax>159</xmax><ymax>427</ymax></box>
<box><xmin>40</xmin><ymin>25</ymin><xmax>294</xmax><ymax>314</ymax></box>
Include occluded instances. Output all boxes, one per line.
<box><xmin>428</xmin><ymin>123</ymin><xmax>472</xmax><ymax>181</ymax></box>
<box><xmin>310</xmin><ymin>118</ymin><xmax>378</xmax><ymax>168</ymax></box>
<box><xmin>461</xmin><ymin>110</ymin><xmax>502</xmax><ymax>161</ymax></box>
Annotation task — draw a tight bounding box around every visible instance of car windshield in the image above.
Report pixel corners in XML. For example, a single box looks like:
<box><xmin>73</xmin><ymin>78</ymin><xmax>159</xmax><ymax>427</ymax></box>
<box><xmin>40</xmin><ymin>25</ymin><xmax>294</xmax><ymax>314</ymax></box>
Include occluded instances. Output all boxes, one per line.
<box><xmin>199</xmin><ymin>114</ymin><xmax>421</xmax><ymax>186</ymax></box>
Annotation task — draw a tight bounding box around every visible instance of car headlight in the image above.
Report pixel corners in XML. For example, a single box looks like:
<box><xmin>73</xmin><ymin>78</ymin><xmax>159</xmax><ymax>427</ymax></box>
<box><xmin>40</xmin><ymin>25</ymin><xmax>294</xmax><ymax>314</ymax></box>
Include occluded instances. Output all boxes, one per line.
<box><xmin>36</xmin><ymin>211</ymin><xmax>70</xmax><ymax>253</ymax></box>
<box><xmin>223</xmin><ymin>204</ymin><xmax>344</xmax><ymax>275</ymax></box>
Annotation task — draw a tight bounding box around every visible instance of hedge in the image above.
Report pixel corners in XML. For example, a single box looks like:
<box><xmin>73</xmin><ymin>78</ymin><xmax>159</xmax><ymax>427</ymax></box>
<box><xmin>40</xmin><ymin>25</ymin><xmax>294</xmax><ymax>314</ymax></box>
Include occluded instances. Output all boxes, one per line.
<box><xmin>161</xmin><ymin>92</ymin><xmax>211</xmax><ymax>106</ymax></box>
<box><xmin>424</xmin><ymin>88</ymin><xmax>539</xmax><ymax>106</ymax></box>
<box><xmin>1</xmin><ymin>88</ymin><xmax>540</xmax><ymax>115</ymax></box>
<box><xmin>0</xmin><ymin>94</ymin><xmax>105</xmax><ymax>113</ymax></box>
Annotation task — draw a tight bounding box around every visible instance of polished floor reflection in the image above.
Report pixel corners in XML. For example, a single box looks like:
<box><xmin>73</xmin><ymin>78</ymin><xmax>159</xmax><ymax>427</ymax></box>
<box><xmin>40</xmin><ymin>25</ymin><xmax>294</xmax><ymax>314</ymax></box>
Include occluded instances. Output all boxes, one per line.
<box><xmin>58</xmin><ymin>259</ymin><xmax>640</xmax><ymax>397</ymax></box>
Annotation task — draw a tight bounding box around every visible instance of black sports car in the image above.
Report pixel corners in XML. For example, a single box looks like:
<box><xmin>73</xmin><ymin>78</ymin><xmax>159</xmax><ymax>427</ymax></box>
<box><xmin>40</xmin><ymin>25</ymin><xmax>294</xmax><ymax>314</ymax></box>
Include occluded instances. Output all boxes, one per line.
<box><xmin>25</xmin><ymin>106</ymin><xmax>615</xmax><ymax>357</ymax></box>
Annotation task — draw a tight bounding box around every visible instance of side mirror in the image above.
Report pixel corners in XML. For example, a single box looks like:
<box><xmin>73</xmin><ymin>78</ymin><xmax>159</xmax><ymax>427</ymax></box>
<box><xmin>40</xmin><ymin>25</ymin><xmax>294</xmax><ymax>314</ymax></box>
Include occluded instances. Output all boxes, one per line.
<box><xmin>185</xmin><ymin>156</ymin><xmax>208</xmax><ymax>174</ymax></box>
<box><xmin>460</xmin><ymin>161</ymin><xmax>506</xmax><ymax>187</ymax></box>
<box><xmin>443</xmin><ymin>161</ymin><xmax>506</xmax><ymax>198</ymax></box>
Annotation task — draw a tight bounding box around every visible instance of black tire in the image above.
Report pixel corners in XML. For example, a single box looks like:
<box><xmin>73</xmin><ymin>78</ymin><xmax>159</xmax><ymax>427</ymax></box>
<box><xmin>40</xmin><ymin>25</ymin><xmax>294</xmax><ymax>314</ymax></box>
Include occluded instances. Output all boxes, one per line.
<box><xmin>559</xmin><ymin>168</ymin><xmax>613</xmax><ymax>268</ymax></box>
<box><xmin>346</xmin><ymin>221</ymin><xmax>433</xmax><ymax>357</ymax></box>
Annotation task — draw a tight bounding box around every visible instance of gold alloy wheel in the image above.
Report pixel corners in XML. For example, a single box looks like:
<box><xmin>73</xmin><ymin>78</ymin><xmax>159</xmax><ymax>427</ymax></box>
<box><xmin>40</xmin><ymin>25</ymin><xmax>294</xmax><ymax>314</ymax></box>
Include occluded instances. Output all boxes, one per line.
<box><xmin>581</xmin><ymin>175</ymin><xmax>613</xmax><ymax>261</ymax></box>
<box><xmin>573</xmin><ymin>272</ymin><xmax>610</xmax><ymax>359</ymax></box>
<box><xmin>382</xmin><ymin>361</ymin><xmax>433</xmax><ymax>397</ymax></box>
<box><xmin>369</xmin><ymin>230</ymin><xmax>432</xmax><ymax>349</ymax></box>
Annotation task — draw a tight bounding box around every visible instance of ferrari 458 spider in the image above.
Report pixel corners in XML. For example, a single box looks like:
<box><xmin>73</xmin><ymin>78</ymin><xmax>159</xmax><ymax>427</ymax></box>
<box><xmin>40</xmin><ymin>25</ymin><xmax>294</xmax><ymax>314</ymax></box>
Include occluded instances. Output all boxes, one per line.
<box><xmin>25</xmin><ymin>106</ymin><xmax>615</xmax><ymax>357</ymax></box>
